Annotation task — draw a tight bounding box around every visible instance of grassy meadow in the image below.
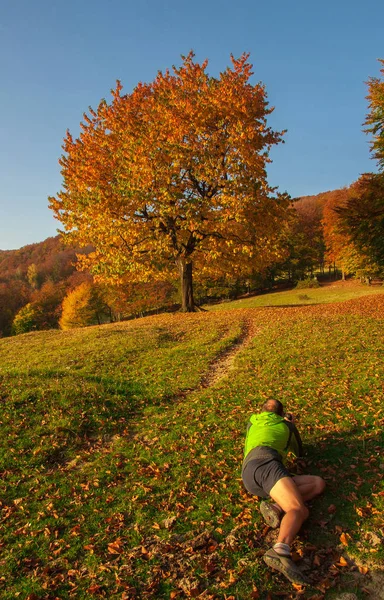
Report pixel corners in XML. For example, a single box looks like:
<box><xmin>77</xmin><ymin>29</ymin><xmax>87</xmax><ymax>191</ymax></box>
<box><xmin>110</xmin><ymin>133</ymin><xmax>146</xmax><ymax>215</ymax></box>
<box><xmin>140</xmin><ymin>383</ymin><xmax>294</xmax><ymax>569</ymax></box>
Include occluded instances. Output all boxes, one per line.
<box><xmin>205</xmin><ymin>280</ymin><xmax>384</xmax><ymax>310</ymax></box>
<box><xmin>1</xmin><ymin>282</ymin><xmax>384</xmax><ymax>599</ymax></box>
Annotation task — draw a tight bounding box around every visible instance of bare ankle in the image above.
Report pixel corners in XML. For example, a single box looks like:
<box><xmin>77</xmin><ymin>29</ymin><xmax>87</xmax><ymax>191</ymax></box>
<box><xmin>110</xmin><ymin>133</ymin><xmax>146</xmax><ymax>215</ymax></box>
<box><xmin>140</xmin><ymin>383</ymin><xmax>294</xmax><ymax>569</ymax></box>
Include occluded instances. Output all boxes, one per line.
<box><xmin>273</xmin><ymin>542</ymin><xmax>290</xmax><ymax>556</ymax></box>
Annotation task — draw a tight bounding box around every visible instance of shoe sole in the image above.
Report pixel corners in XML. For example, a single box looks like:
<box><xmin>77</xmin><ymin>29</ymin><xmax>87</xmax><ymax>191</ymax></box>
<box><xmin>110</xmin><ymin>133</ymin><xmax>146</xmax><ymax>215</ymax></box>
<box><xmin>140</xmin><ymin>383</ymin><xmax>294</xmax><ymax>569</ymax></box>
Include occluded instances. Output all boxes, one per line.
<box><xmin>260</xmin><ymin>502</ymin><xmax>281</xmax><ymax>529</ymax></box>
<box><xmin>263</xmin><ymin>553</ymin><xmax>310</xmax><ymax>585</ymax></box>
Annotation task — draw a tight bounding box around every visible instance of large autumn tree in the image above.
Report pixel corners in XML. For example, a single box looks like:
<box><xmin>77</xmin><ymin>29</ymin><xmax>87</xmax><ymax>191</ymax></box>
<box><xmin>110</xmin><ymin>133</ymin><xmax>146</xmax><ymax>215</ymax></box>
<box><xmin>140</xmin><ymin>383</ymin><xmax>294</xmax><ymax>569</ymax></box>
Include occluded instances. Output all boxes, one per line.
<box><xmin>50</xmin><ymin>53</ymin><xmax>290</xmax><ymax>311</ymax></box>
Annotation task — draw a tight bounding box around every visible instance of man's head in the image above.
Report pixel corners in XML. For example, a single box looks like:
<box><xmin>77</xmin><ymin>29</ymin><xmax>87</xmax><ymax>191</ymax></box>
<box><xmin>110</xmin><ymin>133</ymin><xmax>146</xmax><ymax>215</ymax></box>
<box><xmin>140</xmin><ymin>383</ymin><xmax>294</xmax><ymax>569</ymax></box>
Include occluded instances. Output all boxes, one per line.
<box><xmin>261</xmin><ymin>399</ymin><xmax>284</xmax><ymax>416</ymax></box>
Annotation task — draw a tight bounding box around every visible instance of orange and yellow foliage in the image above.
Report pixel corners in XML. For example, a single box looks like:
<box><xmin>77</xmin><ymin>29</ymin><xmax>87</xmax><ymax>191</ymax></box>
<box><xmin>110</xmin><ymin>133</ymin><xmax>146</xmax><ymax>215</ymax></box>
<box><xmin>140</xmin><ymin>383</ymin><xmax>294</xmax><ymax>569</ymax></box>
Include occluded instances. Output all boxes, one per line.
<box><xmin>323</xmin><ymin>177</ymin><xmax>384</xmax><ymax>277</ymax></box>
<box><xmin>50</xmin><ymin>52</ymin><xmax>290</xmax><ymax>310</ymax></box>
<box><xmin>365</xmin><ymin>58</ymin><xmax>384</xmax><ymax>170</ymax></box>
<box><xmin>59</xmin><ymin>282</ymin><xmax>106</xmax><ymax>330</ymax></box>
<box><xmin>322</xmin><ymin>188</ymin><xmax>353</xmax><ymax>273</ymax></box>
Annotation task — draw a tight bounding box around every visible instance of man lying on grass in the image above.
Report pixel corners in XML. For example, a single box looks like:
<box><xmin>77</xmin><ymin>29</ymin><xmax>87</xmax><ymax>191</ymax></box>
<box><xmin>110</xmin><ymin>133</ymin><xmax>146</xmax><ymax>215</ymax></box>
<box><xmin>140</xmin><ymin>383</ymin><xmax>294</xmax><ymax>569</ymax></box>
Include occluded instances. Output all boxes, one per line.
<box><xmin>242</xmin><ymin>399</ymin><xmax>325</xmax><ymax>584</ymax></box>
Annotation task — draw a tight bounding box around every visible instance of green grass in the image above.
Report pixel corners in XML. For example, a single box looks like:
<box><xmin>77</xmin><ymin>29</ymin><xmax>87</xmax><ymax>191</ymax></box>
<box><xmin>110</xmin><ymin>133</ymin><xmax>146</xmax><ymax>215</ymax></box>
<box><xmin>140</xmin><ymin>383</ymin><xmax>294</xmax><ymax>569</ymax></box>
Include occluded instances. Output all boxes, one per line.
<box><xmin>205</xmin><ymin>280</ymin><xmax>384</xmax><ymax>310</ymax></box>
<box><xmin>0</xmin><ymin>292</ymin><xmax>383</xmax><ymax>599</ymax></box>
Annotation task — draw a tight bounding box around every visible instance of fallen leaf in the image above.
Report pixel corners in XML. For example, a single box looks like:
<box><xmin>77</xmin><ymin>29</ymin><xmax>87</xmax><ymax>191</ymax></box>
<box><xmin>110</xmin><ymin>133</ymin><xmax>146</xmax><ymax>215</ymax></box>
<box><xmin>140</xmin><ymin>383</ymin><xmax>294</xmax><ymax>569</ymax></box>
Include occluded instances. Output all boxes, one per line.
<box><xmin>88</xmin><ymin>584</ymin><xmax>101</xmax><ymax>593</ymax></box>
<box><xmin>228</xmin><ymin>570</ymin><xmax>237</xmax><ymax>584</ymax></box>
<box><xmin>366</xmin><ymin>531</ymin><xmax>382</xmax><ymax>546</ymax></box>
<box><xmin>340</xmin><ymin>532</ymin><xmax>350</xmax><ymax>546</ymax></box>
<box><xmin>162</xmin><ymin>516</ymin><xmax>177</xmax><ymax>529</ymax></box>
<box><xmin>358</xmin><ymin>566</ymin><xmax>369</xmax><ymax>575</ymax></box>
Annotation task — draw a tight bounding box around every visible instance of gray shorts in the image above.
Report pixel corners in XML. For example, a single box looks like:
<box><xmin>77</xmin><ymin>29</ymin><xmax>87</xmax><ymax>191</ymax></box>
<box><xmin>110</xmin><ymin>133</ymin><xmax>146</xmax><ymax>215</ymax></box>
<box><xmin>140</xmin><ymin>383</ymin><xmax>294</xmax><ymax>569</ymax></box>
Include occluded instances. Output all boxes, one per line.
<box><xmin>242</xmin><ymin>447</ymin><xmax>291</xmax><ymax>497</ymax></box>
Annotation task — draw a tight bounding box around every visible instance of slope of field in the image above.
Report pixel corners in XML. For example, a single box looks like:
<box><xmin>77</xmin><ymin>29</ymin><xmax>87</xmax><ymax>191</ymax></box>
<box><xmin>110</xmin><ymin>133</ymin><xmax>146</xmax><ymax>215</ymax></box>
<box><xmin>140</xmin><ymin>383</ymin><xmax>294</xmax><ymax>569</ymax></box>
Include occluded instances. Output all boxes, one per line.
<box><xmin>205</xmin><ymin>279</ymin><xmax>384</xmax><ymax>310</ymax></box>
<box><xmin>1</xmin><ymin>293</ymin><xmax>383</xmax><ymax>599</ymax></box>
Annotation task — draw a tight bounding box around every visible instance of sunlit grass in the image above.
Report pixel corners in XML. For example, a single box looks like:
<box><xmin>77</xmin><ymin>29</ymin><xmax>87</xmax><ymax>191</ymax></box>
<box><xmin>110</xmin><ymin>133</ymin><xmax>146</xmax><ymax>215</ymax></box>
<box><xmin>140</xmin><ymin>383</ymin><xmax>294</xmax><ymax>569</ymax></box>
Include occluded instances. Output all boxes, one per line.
<box><xmin>0</xmin><ymin>295</ymin><xmax>383</xmax><ymax>598</ymax></box>
<box><xmin>205</xmin><ymin>281</ymin><xmax>384</xmax><ymax>310</ymax></box>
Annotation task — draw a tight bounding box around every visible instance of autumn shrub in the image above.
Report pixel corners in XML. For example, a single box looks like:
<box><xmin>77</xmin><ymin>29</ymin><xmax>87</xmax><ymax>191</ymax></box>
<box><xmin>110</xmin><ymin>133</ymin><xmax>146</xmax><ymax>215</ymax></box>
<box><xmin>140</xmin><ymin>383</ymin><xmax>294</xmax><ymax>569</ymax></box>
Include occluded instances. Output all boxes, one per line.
<box><xmin>295</xmin><ymin>276</ymin><xmax>320</xmax><ymax>289</ymax></box>
<box><xmin>11</xmin><ymin>303</ymin><xmax>38</xmax><ymax>335</ymax></box>
<box><xmin>194</xmin><ymin>277</ymin><xmax>247</xmax><ymax>304</ymax></box>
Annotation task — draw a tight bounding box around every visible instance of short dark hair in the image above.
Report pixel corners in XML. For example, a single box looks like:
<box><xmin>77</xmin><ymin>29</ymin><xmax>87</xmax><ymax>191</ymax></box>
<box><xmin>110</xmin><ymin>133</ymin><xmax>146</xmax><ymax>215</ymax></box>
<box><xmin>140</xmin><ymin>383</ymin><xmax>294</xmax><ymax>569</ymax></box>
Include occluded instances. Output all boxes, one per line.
<box><xmin>261</xmin><ymin>399</ymin><xmax>284</xmax><ymax>416</ymax></box>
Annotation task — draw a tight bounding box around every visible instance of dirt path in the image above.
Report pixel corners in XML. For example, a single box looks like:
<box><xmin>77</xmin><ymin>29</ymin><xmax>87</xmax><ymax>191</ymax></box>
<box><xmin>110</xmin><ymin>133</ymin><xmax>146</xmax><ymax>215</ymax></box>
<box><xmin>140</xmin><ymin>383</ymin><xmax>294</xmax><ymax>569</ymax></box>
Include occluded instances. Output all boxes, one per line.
<box><xmin>199</xmin><ymin>318</ymin><xmax>257</xmax><ymax>388</ymax></box>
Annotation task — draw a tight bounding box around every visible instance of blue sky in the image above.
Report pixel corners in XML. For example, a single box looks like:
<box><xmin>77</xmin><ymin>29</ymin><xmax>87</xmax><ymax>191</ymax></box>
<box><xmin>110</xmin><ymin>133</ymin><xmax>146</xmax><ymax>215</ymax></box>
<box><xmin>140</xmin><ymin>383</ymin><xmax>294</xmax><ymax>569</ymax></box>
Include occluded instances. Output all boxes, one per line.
<box><xmin>1</xmin><ymin>0</ymin><xmax>383</xmax><ymax>250</ymax></box>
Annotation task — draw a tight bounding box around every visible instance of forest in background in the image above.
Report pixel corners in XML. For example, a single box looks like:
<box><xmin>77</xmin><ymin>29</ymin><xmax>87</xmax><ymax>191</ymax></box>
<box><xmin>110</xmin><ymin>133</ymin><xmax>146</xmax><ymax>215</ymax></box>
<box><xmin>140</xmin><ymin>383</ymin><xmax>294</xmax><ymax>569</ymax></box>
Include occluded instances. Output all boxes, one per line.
<box><xmin>1</xmin><ymin>182</ymin><xmax>382</xmax><ymax>338</ymax></box>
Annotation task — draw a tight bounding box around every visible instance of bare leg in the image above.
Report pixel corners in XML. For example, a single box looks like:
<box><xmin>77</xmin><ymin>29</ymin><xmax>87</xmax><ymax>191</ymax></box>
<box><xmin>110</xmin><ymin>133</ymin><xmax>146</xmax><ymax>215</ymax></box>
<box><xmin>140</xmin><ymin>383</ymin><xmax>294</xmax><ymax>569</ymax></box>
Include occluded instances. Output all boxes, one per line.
<box><xmin>292</xmin><ymin>475</ymin><xmax>326</xmax><ymax>502</ymax></box>
<box><xmin>263</xmin><ymin>476</ymin><xmax>314</xmax><ymax>584</ymax></box>
<box><xmin>272</xmin><ymin>475</ymin><xmax>326</xmax><ymax>516</ymax></box>
<box><xmin>269</xmin><ymin>477</ymin><xmax>309</xmax><ymax>545</ymax></box>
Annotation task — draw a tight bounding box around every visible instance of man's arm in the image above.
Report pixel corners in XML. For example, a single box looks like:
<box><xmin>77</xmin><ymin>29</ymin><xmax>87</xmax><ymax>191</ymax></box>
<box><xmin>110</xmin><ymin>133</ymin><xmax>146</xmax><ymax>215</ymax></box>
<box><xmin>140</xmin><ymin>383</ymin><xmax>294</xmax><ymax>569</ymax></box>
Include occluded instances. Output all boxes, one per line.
<box><xmin>284</xmin><ymin>418</ymin><xmax>303</xmax><ymax>457</ymax></box>
<box><xmin>243</xmin><ymin>420</ymin><xmax>252</xmax><ymax>457</ymax></box>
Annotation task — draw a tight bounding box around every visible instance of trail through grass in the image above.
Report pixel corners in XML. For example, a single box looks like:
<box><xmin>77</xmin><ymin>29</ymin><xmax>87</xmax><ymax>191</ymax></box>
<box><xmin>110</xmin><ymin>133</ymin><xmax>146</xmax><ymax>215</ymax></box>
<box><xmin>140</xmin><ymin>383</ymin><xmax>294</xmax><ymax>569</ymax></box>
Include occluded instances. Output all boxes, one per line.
<box><xmin>0</xmin><ymin>293</ymin><xmax>383</xmax><ymax>599</ymax></box>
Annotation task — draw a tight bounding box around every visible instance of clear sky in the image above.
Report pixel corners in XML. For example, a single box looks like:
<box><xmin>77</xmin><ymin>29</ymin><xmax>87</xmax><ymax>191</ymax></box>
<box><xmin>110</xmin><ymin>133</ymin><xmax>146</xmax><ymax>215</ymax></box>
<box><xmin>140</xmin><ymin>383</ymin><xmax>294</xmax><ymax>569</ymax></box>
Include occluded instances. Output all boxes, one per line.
<box><xmin>1</xmin><ymin>0</ymin><xmax>383</xmax><ymax>250</ymax></box>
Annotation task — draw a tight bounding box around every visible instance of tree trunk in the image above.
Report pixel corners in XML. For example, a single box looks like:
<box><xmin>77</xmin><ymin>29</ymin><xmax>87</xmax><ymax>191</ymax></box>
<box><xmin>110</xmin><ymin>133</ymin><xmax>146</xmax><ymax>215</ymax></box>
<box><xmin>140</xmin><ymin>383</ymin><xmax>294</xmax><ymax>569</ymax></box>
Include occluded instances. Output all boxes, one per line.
<box><xmin>178</xmin><ymin>258</ymin><xmax>195</xmax><ymax>312</ymax></box>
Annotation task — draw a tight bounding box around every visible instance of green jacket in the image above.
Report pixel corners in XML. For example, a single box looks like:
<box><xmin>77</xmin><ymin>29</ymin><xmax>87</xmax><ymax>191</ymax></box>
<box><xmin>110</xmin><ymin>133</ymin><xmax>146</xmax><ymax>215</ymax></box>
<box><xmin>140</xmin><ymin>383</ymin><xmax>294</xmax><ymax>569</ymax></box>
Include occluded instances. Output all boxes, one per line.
<box><xmin>243</xmin><ymin>411</ymin><xmax>303</xmax><ymax>464</ymax></box>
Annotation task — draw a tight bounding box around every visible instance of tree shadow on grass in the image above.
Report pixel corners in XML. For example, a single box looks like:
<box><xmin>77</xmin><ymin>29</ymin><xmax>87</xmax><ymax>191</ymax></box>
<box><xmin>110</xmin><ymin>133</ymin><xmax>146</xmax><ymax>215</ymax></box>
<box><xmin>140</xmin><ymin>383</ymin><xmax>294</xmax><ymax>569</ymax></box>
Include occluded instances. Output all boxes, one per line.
<box><xmin>4</xmin><ymin>367</ymin><xmax>180</xmax><ymax>472</ymax></box>
<box><xmin>284</xmin><ymin>426</ymin><xmax>384</xmax><ymax>596</ymax></box>
<box><xmin>262</xmin><ymin>303</ymin><xmax>321</xmax><ymax>308</ymax></box>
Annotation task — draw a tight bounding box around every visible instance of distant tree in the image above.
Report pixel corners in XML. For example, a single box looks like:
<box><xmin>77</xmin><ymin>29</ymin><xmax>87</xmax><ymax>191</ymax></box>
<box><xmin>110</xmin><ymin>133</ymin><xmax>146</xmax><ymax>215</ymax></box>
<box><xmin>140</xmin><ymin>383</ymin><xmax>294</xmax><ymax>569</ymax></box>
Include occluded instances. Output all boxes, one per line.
<box><xmin>65</xmin><ymin>271</ymin><xmax>92</xmax><ymax>291</ymax></box>
<box><xmin>273</xmin><ymin>199</ymin><xmax>325</xmax><ymax>283</ymax></box>
<box><xmin>322</xmin><ymin>188</ymin><xmax>354</xmax><ymax>278</ymax></box>
<box><xmin>31</xmin><ymin>280</ymin><xmax>67</xmax><ymax>329</ymax></box>
<box><xmin>0</xmin><ymin>236</ymin><xmax>88</xmax><ymax>288</ymax></box>
<box><xmin>340</xmin><ymin>246</ymin><xmax>382</xmax><ymax>282</ymax></box>
<box><xmin>365</xmin><ymin>59</ymin><xmax>384</xmax><ymax>170</ymax></box>
<box><xmin>12</xmin><ymin>303</ymin><xmax>37</xmax><ymax>335</ymax></box>
<box><xmin>27</xmin><ymin>263</ymin><xmax>40</xmax><ymax>289</ymax></box>
<box><xmin>335</xmin><ymin>174</ymin><xmax>384</xmax><ymax>268</ymax></box>
<box><xmin>49</xmin><ymin>52</ymin><xmax>290</xmax><ymax>312</ymax></box>
<box><xmin>59</xmin><ymin>281</ymin><xmax>110</xmax><ymax>330</ymax></box>
<box><xmin>293</xmin><ymin>195</ymin><xmax>327</xmax><ymax>274</ymax></box>
<box><xmin>0</xmin><ymin>280</ymin><xmax>30</xmax><ymax>336</ymax></box>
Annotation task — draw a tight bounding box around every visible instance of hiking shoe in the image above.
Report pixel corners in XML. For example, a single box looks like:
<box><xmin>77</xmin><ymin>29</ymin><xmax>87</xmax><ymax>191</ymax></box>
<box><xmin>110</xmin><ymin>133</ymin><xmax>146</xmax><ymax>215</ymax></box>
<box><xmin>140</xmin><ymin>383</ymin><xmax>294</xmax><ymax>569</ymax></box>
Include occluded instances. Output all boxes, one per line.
<box><xmin>260</xmin><ymin>501</ymin><xmax>282</xmax><ymax>529</ymax></box>
<box><xmin>263</xmin><ymin>548</ymin><xmax>310</xmax><ymax>585</ymax></box>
